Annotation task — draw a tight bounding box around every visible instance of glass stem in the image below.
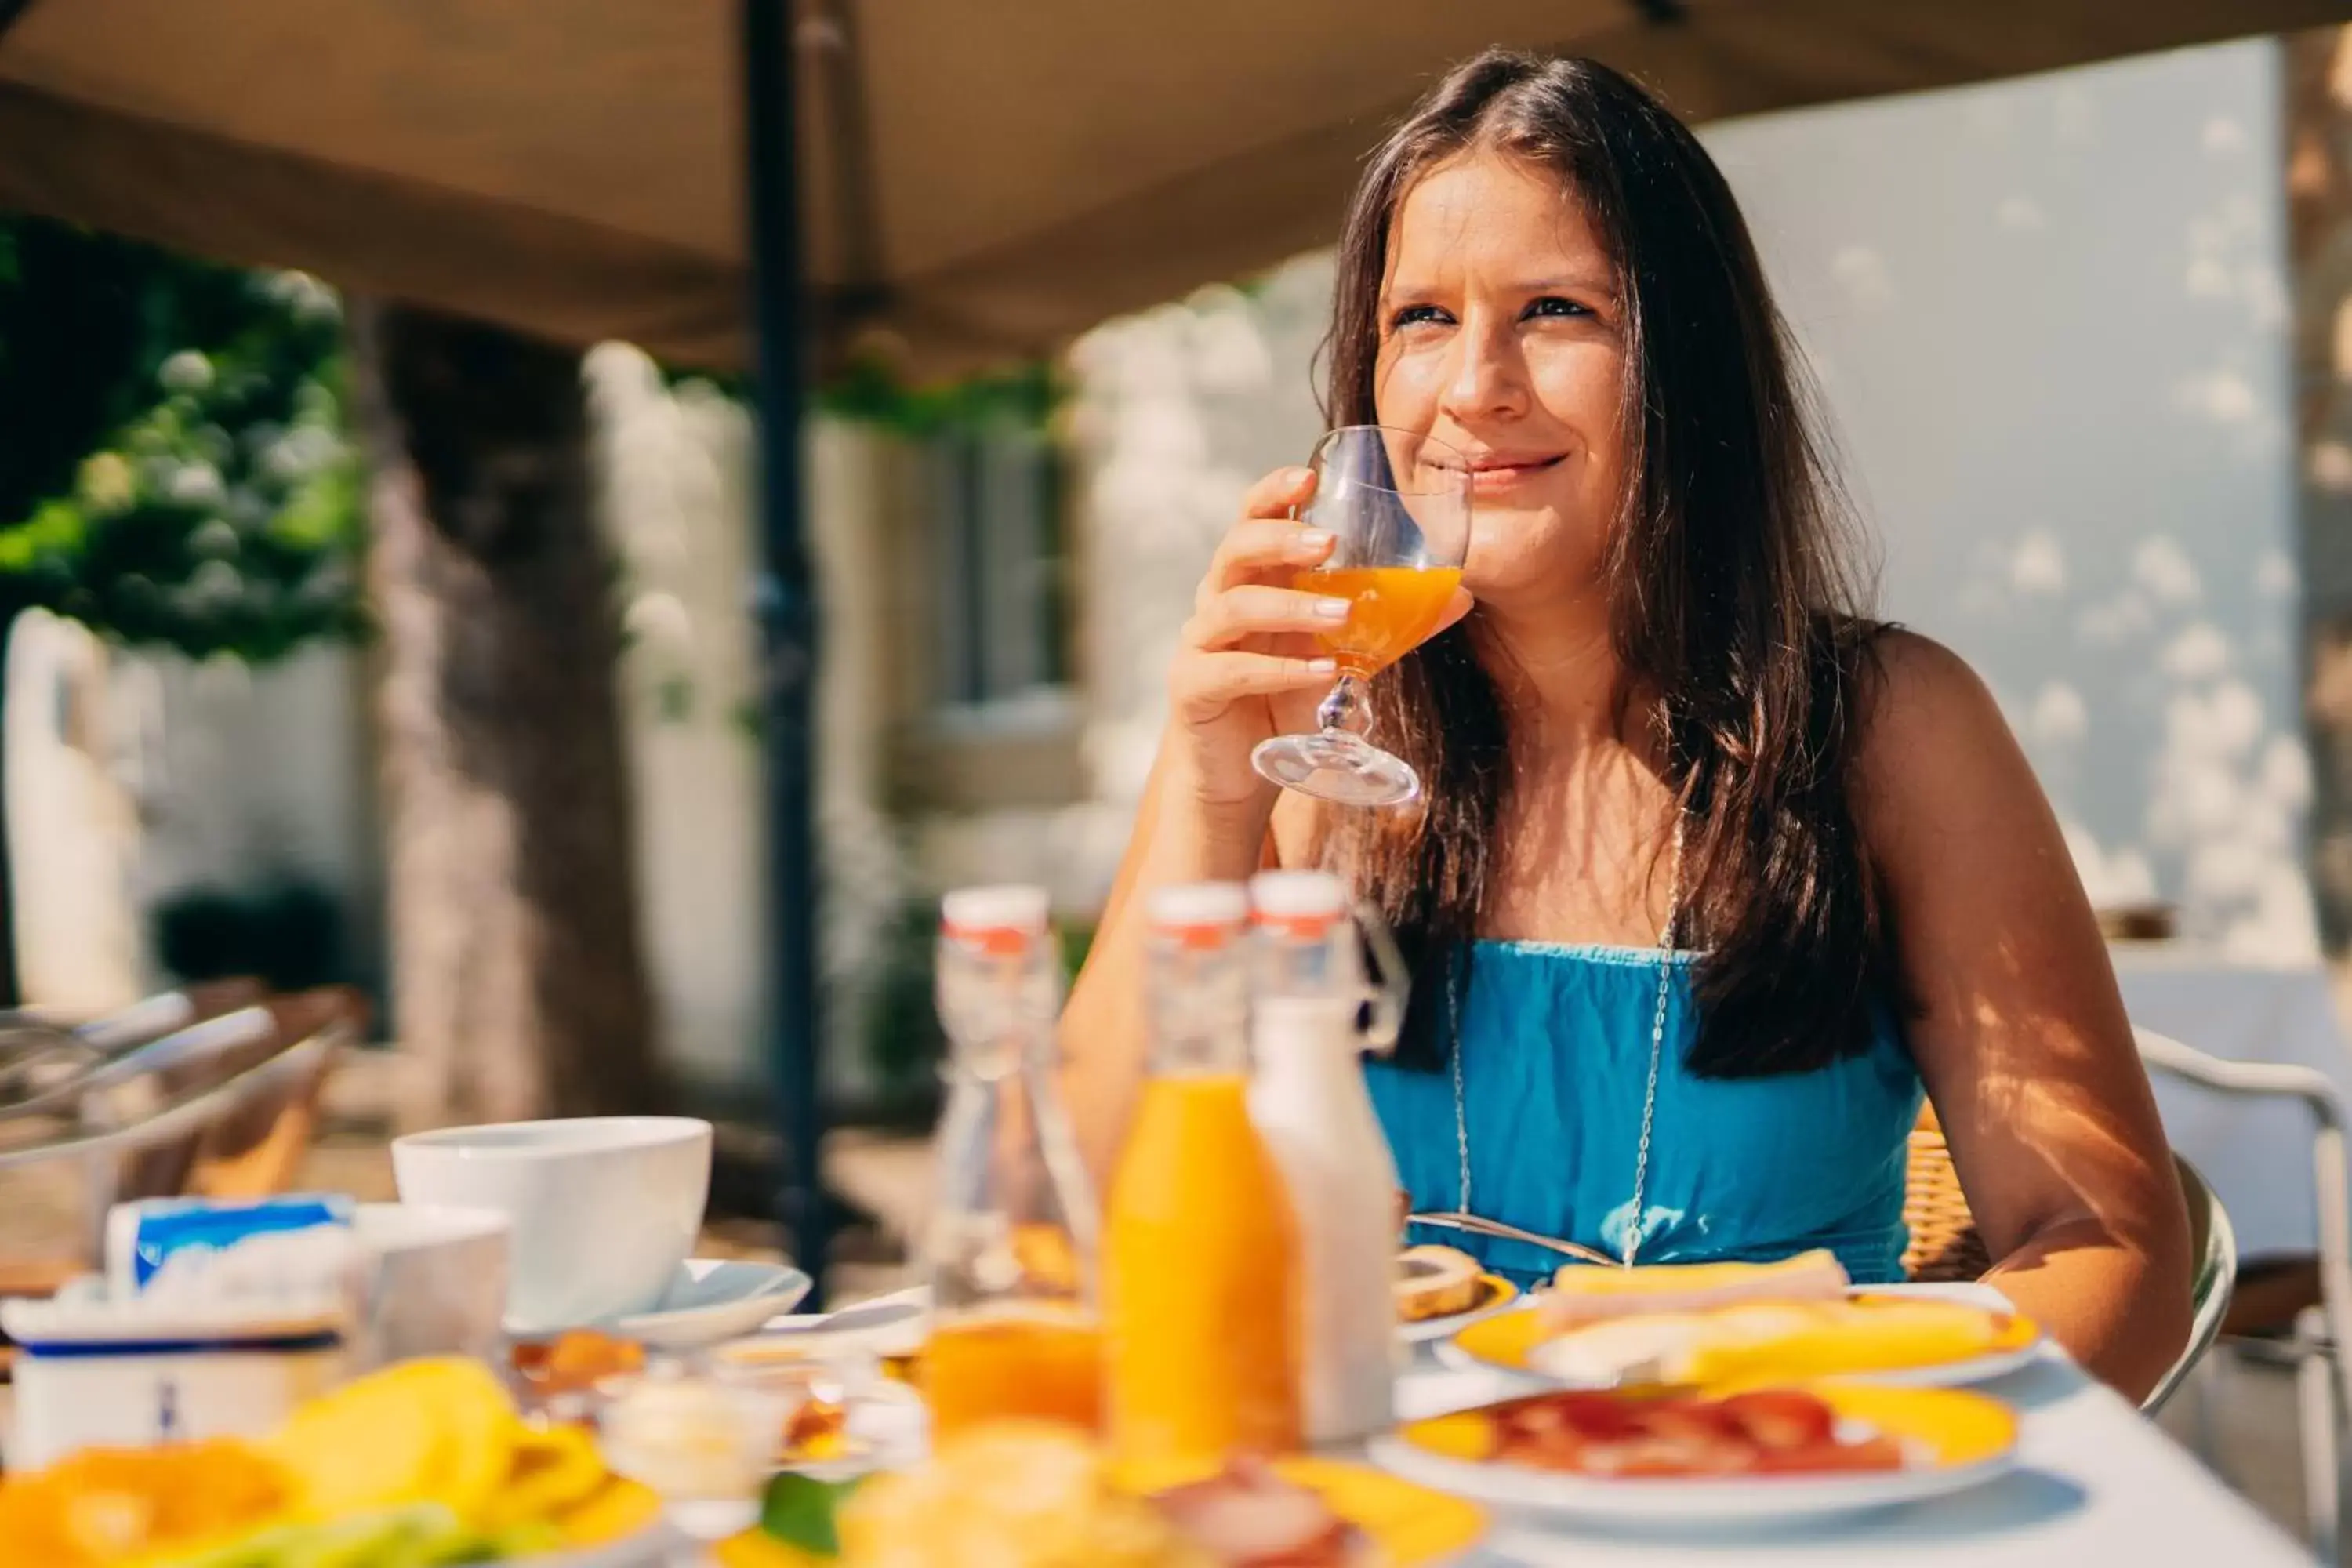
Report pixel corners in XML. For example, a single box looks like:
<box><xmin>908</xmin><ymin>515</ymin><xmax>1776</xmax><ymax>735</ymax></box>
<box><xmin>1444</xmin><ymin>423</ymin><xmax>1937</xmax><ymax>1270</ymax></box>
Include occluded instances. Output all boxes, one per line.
<box><xmin>1317</xmin><ymin>672</ymin><xmax>1373</xmax><ymax>738</ymax></box>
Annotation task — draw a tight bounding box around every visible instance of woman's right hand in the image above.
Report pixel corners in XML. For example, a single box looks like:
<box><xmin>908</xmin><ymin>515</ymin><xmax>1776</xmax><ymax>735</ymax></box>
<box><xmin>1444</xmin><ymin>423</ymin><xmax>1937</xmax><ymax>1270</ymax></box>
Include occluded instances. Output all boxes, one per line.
<box><xmin>1165</xmin><ymin>466</ymin><xmax>1351</xmax><ymax>819</ymax></box>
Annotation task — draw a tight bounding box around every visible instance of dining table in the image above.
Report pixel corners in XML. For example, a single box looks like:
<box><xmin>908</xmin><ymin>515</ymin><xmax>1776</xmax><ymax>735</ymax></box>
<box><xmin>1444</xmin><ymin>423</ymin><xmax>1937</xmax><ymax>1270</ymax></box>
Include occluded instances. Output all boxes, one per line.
<box><xmin>1385</xmin><ymin>1283</ymin><xmax>2310</xmax><ymax>1567</ymax></box>
<box><xmin>664</xmin><ymin>1282</ymin><xmax>2310</xmax><ymax>1568</ymax></box>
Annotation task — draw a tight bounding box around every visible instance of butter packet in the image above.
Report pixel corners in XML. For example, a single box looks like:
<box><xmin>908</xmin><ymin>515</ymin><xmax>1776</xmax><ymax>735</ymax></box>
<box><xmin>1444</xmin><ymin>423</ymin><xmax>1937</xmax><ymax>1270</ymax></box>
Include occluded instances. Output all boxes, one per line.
<box><xmin>107</xmin><ymin>1194</ymin><xmax>356</xmax><ymax>1296</ymax></box>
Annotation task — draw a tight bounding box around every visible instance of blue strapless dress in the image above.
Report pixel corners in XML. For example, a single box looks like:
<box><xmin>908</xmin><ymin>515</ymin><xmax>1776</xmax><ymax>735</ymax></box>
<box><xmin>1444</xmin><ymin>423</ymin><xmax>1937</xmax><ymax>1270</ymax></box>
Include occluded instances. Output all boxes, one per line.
<box><xmin>1363</xmin><ymin>942</ymin><xmax>1922</xmax><ymax>1290</ymax></box>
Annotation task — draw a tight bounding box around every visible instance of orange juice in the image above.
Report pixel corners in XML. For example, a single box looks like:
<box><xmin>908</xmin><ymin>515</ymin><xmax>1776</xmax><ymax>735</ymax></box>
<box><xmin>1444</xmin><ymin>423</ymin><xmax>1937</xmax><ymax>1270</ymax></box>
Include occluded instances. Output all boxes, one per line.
<box><xmin>1294</xmin><ymin>564</ymin><xmax>1463</xmax><ymax>675</ymax></box>
<box><xmin>923</xmin><ymin>887</ymin><xmax>1105</xmax><ymax>1439</ymax></box>
<box><xmin>1104</xmin><ymin>1073</ymin><xmax>1301</xmax><ymax>1465</ymax></box>
<box><xmin>922</xmin><ymin>1305</ymin><xmax>1104</xmax><ymax>1437</ymax></box>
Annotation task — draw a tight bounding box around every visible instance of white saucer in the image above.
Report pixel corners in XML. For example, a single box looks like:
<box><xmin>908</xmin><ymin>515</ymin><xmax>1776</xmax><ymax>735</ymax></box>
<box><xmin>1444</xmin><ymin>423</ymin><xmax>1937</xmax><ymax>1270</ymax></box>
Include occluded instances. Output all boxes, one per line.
<box><xmin>750</xmin><ymin>1284</ymin><xmax>929</xmax><ymax>1359</ymax></box>
<box><xmin>506</xmin><ymin>1259</ymin><xmax>812</xmax><ymax>1347</ymax></box>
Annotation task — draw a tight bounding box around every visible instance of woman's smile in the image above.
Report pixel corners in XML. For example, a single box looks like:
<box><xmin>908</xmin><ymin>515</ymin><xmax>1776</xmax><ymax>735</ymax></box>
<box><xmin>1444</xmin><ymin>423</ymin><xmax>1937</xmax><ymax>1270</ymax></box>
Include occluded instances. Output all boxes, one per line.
<box><xmin>1461</xmin><ymin>451</ymin><xmax>1569</xmax><ymax>496</ymax></box>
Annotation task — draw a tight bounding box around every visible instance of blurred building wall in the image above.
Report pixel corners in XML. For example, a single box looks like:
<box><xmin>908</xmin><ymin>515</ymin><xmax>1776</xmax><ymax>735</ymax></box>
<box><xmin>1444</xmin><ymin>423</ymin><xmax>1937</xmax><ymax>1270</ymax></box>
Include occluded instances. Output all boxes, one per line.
<box><xmin>5</xmin><ymin>609</ymin><xmax>147</xmax><ymax>1011</ymax></box>
<box><xmin>1041</xmin><ymin>36</ymin><xmax>2315</xmax><ymax>958</ymax></box>
<box><xmin>0</xmin><ymin>348</ymin><xmax>915</xmax><ymax>1094</ymax></box>
<box><xmin>590</xmin><ymin>347</ymin><xmax>771</xmax><ymax>1105</ymax></box>
<box><xmin>590</xmin><ymin>346</ymin><xmax>908</xmax><ymax>1108</ymax></box>
<box><xmin>128</xmin><ymin>643</ymin><xmax>383</xmax><ymax>988</ymax></box>
<box><xmin>1715</xmin><ymin>37</ymin><xmax>2310</xmax><ymax>960</ymax></box>
<box><xmin>5</xmin><ymin>612</ymin><xmax>383</xmax><ymax>1016</ymax></box>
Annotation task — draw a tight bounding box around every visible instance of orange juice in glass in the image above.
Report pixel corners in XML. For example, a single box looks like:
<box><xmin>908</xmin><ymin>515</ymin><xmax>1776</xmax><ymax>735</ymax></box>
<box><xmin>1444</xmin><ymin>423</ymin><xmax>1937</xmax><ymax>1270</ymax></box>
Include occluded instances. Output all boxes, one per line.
<box><xmin>1293</xmin><ymin>564</ymin><xmax>1466</xmax><ymax>677</ymax></box>
<box><xmin>923</xmin><ymin>1301</ymin><xmax>1103</xmax><ymax>1436</ymax></box>
<box><xmin>1104</xmin><ymin>884</ymin><xmax>1301</xmax><ymax>1466</ymax></box>
<box><xmin>923</xmin><ymin>887</ymin><xmax>1105</xmax><ymax>1438</ymax></box>
<box><xmin>1253</xmin><ymin>426</ymin><xmax>1471</xmax><ymax>808</ymax></box>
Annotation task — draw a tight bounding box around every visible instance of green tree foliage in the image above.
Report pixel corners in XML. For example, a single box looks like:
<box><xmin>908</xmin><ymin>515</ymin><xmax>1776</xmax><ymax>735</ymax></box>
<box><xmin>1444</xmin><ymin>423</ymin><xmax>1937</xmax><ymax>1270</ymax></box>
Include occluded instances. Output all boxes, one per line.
<box><xmin>0</xmin><ymin>216</ymin><xmax>363</xmax><ymax>661</ymax></box>
<box><xmin>812</xmin><ymin>353</ymin><xmax>1060</xmax><ymax>436</ymax></box>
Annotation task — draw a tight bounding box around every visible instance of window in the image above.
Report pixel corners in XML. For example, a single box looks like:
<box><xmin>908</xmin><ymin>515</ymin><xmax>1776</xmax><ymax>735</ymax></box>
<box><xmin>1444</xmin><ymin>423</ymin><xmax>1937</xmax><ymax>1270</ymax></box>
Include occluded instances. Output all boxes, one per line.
<box><xmin>923</xmin><ymin>418</ymin><xmax>1070</xmax><ymax>720</ymax></box>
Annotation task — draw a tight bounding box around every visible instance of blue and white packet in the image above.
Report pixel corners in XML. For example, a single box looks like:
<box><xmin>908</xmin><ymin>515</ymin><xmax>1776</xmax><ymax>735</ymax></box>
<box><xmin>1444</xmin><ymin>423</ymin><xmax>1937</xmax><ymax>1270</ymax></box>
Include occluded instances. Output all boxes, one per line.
<box><xmin>106</xmin><ymin>1194</ymin><xmax>357</xmax><ymax>1297</ymax></box>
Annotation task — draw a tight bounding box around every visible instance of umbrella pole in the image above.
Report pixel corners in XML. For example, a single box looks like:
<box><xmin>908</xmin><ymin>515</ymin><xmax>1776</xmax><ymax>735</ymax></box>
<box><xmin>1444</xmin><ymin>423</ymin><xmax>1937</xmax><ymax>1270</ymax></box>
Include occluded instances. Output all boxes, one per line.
<box><xmin>742</xmin><ymin>0</ymin><xmax>831</xmax><ymax>1304</ymax></box>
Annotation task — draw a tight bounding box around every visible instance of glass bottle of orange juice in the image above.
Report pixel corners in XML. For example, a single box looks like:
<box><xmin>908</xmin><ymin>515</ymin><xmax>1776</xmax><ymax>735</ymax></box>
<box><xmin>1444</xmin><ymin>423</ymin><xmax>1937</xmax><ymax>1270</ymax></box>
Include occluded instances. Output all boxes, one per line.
<box><xmin>1104</xmin><ymin>883</ymin><xmax>1302</xmax><ymax>1466</ymax></box>
<box><xmin>920</xmin><ymin>885</ymin><xmax>1103</xmax><ymax>1438</ymax></box>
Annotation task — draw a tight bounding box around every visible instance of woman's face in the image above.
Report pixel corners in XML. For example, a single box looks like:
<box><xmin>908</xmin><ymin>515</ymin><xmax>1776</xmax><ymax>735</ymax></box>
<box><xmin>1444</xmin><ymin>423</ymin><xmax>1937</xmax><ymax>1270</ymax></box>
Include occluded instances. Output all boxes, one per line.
<box><xmin>1373</xmin><ymin>150</ymin><xmax>1628</xmax><ymax>608</ymax></box>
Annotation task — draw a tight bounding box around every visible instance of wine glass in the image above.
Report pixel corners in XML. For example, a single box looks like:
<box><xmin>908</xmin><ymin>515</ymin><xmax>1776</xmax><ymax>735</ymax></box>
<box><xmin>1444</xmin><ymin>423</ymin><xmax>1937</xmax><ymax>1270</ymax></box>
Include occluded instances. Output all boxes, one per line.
<box><xmin>1250</xmin><ymin>425</ymin><xmax>1471</xmax><ymax>807</ymax></box>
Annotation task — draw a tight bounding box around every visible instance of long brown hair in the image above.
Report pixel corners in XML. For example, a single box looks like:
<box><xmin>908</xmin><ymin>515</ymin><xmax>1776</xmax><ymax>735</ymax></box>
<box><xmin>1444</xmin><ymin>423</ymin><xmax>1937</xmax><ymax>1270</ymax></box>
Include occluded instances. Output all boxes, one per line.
<box><xmin>1330</xmin><ymin>52</ymin><xmax>1900</xmax><ymax>1078</ymax></box>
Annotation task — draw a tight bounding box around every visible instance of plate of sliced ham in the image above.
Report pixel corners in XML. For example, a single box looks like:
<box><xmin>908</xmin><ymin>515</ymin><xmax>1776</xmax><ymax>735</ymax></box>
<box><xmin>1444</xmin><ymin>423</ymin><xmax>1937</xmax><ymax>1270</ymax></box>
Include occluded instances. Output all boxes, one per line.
<box><xmin>1370</xmin><ymin>1382</ymin><xmax>2018</xmax><ymax>1526</ymax></box>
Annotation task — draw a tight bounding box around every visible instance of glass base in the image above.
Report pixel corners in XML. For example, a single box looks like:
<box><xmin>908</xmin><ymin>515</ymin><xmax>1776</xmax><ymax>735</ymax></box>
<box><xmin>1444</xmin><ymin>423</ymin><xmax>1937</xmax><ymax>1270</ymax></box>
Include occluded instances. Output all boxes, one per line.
<box><xmin>1250</xmin><ymin>730</ymin><xmax>1421</xmax><ymax>808</ymax></box>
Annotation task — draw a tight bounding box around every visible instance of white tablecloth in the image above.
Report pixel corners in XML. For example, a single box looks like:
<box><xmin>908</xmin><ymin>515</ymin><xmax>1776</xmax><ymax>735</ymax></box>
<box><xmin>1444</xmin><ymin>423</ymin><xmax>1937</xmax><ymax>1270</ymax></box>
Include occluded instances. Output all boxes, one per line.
<box><xmin>2112</xmin><ymin>946</ymin><xmax>2350</xmax><ymax>1260</ymax></box>
<box><xmin>673</xmin><ymin>1287</ymin><xmax>2300</xmax><ymax>1566</ymax></box>
<box><xmin>1398</xmin><ymin>1287</ymin><xmax>2307</xmax><ymax>1566</ymax></box>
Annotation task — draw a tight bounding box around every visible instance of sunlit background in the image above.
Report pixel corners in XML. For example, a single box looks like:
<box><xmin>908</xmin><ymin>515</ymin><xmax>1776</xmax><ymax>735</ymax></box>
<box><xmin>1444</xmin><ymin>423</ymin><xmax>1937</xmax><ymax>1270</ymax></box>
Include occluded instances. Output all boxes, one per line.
<box><xmin>10</xmin><ymin>11</ymin><xmax>2352</xmax><ymax>1547</ymax></box>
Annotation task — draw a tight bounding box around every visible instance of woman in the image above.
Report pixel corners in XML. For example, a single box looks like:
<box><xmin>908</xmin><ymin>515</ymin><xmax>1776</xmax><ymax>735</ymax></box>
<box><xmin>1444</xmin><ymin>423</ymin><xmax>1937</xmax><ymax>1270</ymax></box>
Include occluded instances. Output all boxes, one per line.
<box><xmin>1060</xmin><ymin>50</ymin><xmax>2191</xmax><ymax>1399</ymax></box>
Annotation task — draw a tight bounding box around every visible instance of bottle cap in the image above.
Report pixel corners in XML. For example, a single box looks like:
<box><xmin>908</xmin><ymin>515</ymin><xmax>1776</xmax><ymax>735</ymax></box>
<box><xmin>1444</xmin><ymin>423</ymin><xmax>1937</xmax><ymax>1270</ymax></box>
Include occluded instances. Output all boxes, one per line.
<box><xmin>941</xmin><ymin>886</ymin><xmax>1050</xmax><ymax>955</ymax></box>
<box><xmin>1148</xmin><ymin>883</ymin><xmax>1249</xmax><ymax>949</ymax></box>
<box><xmin>1250</xmin><ymin>870</ymin><xmax>1348</xmax><ymax>938</ymax></box>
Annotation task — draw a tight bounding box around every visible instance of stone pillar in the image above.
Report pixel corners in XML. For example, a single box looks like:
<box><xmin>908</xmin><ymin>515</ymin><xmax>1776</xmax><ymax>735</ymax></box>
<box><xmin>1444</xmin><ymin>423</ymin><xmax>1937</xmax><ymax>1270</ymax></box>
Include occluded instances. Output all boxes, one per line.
<box><xmin>2287</xmin><ymin>27</ymin><xmax>2352</xmax><ymax>947</ymax></box>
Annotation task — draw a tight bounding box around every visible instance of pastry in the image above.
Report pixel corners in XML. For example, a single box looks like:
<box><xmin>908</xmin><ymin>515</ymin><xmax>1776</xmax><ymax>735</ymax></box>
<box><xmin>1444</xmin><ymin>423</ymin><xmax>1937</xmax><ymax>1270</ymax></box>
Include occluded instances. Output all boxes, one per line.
<box><xmin>1396</xmin><ymin>1245</ymin><xmax>1485</xmax><ymax>1323</ymax></box>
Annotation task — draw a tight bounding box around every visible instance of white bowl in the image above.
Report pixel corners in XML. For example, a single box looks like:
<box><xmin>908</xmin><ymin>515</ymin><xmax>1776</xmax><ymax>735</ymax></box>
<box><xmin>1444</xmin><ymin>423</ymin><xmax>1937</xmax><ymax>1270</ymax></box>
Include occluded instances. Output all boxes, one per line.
<box><xmin>351</xmin><ymin>1202</ymin><xmax>510</xmax><ymax>1366</ymax></box>
<box><xmin>391</xmin><ymin>1116</ymin><xmax>711</xmax><ymax>1334</ymax></box>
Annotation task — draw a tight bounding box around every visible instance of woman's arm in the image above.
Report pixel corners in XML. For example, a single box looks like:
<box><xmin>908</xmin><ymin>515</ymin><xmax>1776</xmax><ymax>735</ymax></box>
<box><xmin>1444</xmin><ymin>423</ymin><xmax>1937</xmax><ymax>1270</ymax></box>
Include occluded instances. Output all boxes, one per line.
<box><xmin>1057</xmin><ymin>466</ymin><xmax>1359</xmax><ymax>1181</ymax></box>
<box><xmin>1857</xmin><ymin>633</ymin><xmax>2192</xmax><ymax>1400</ymax></box>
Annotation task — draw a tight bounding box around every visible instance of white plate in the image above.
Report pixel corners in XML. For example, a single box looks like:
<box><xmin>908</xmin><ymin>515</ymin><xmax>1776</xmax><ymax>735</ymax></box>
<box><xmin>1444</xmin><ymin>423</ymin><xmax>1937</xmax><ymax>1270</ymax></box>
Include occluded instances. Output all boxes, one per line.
<box><xmin>1813</xmin><ymin>1336</ymin><xmax>2044</xmax><ymax>1388</ymax></box>
<box><xmin>1367</xmin><ymin>1430</ymin><xmax>2016</xmax><ymax>1526</ymax></box>
<box><xmin>1437</xmin><ymin>1327</ymin><xmax>2047</xmax><ymax>1392</ymax></box>
<box><xmin>1401</xmin><ymin>1275</ymin><xmax>1522</xmax><ymax>1346</ymax></box>
<box><xmin>717</xmin><ymin>1286</ymin><xmax>931</xmax><ymax>1479</ymax></box>
<box><xmin>779</xmin><ymin>1380</ymin><xmax>931</xmax><ymax>1481</ymax></box>
<box><xmin>751</xmin><ymin>1284</ymin><xmax>929</xmax><ymax>1358</ymax></box>
<box><xmin>516</xmin><ymin>1521</ymin><xmax>684</xmax><ymax>1568</ymax></box>
<box><xmin>1436</xmin><ymin>1298</ymin><xmax>2044</xmax><ymax>1390</ymax></box>
<box><xmin>510</xmin><ymin>1259</ymin><xmax>812</xmax><ymax>1347</ymax></box>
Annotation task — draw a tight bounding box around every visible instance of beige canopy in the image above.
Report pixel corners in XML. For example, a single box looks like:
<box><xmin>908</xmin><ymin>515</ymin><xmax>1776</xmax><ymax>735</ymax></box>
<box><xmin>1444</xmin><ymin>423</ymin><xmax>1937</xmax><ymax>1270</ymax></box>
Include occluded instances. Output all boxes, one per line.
<box><xmin>3</xmin><ymin>0</ymin><xmax>2347</xmax><ymax>372</ymax></box>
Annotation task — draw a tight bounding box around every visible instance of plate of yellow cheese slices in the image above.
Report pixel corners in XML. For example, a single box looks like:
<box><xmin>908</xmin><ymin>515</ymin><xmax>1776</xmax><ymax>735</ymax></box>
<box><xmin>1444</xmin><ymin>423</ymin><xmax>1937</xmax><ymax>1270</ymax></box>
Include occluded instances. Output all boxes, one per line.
<box><xmin>1443</xmin><ymin>1252</ymin><xmax>2042</xmax><ymax>1390</ymax></box>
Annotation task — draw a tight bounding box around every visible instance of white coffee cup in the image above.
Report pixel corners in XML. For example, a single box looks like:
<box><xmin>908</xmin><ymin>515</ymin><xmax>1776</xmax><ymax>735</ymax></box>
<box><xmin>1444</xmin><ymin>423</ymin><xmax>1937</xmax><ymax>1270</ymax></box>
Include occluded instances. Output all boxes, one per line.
<box><xmin>351</xmin><ymin>1203</ymin><xmax>510</xmax><ymax>1366</ymax></box>
<box><xmin>390</xmin><ymin>1116</ymin><xmax>712</xmax><ymax>1334</ymax></box>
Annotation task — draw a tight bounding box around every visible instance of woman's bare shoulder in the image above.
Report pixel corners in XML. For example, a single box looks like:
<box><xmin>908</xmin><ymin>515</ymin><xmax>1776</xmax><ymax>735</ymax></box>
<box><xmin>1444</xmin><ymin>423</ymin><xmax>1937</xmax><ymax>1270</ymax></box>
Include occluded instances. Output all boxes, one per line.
<box><xmin>1853</xmin><ymin>629</ymin><xmax>2008</xmax><ymax>780</ymax></box>
<box><xmin>1849</xmin><ymin>627</ymin><xmax>2056</xmax><ymax>868</ymax></box>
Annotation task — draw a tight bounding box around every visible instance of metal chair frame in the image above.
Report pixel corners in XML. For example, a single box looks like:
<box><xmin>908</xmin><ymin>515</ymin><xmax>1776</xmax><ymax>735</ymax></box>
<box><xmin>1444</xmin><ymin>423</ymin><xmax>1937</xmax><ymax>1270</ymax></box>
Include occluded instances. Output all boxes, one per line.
<box><xmin>2135</xmin><ymin>1025</ymin><xmax>2350</xmax><ymax>1559</ymax></box>
<box><xmin>0</xmin><ymin>1004</ymin><xmax>358</xmax><ymax>1269</ymax></box>
<box><xmin>2144</xmin><ymin>1149</ymin><xmax>2236</xmax><ymax>1416</ymax></box>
